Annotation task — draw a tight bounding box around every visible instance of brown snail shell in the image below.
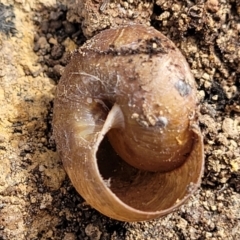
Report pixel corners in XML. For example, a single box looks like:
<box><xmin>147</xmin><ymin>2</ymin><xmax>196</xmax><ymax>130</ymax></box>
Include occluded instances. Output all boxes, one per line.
<box><xmin>53</xmin><ymin>24</ymin><xmax>204</xmax><ymax>222</ymax></box>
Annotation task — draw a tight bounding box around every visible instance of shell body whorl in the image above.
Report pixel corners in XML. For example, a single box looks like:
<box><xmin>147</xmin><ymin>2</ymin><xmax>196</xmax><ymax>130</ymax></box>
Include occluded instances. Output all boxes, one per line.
<box><xmin>53</xmin><ymin>25</ymin><xmax>204</xmax><ymax>221</ymax></box>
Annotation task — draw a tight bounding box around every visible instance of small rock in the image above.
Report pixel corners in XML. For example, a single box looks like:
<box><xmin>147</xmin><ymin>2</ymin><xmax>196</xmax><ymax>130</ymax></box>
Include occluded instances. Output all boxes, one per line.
<box><xmin>37</xmin><ymin>36</ymin><xmax>48</xmax><ymax>49</ymax></box>
<box><xmin>206</xmin><ymin>0</ymin><xmax>219</xmax><ymax>13</ymax></box>
<box><xmin>51</xmin><ymin>44</ymin><xmax>65</xmax><ymax>60</ymax></box>
<box><xmin>85</xmin><ymin>224</ymin><xmax>102</xmax><ymax>240</ymax></box>
<box><xmin>63</xmin><ymin>233</ymin><xmax>76</xmax><ymax>240</ymax></box>
<box><xmin>63</xmin><ymin>21</ymin><xmax>76</xmax><ymax>35</ymax></box>
<box><xmin>222</xmin><ymin>118</ymin><xmax>239</xmax><ymax>139</ymax></box>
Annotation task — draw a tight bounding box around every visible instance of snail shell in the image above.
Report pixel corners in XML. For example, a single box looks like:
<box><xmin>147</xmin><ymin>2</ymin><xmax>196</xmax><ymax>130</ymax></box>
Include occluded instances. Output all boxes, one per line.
<box><xmin>53</xmin><ymin>24</ymin><xmax>204</xmax><ymax>221</ymax></box>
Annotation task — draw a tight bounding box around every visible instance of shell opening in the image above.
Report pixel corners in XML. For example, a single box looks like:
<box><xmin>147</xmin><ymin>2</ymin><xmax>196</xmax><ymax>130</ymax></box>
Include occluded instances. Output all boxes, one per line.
<box><xmin>95</xmin><ymin>104</ymin><xmax>204</xmax><ymax>214</ymax></box>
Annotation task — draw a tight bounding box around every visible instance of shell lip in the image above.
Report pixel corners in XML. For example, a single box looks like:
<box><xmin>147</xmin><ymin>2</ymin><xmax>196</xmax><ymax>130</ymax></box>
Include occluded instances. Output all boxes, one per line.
<box><xmin>87</xmin><ymin>106</ymin><xmax>205</xmax><ymax>222</ymax></box>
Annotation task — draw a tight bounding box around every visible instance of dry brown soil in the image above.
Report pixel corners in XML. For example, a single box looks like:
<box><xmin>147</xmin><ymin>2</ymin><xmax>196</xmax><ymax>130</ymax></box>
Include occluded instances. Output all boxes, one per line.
<box><xmin>0</xmin><ymin>0</ymin><xmax>239</xmax><ymax>239</ymax></box>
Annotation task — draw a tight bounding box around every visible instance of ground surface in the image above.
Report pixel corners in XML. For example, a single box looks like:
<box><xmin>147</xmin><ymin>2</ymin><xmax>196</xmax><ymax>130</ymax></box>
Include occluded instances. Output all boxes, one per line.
<box><xmin>0</xmin><ymin>0</ymin><xmax>239</xmax><ymax>239</ymax></box>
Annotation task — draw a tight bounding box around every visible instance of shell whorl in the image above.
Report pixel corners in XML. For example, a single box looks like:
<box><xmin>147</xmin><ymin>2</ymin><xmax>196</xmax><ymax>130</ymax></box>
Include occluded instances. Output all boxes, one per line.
<box><xmin>53</xmin><ymin>24</ymin><xmax>204</xmax><ymax>221</ymax></box>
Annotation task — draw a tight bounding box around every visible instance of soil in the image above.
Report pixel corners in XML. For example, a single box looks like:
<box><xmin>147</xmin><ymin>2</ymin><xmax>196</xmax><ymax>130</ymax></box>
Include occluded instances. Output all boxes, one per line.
<box><xmin>0</xmin><ymin>0</ymin><xmax>239</xmax><ymax>239</ymax></box>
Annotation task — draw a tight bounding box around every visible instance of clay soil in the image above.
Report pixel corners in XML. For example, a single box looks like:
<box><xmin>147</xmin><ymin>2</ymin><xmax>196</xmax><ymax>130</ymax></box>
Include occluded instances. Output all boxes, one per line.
<box><xmin>0</xmin><ymin>0</ymin><xmax>239</xmax><ymax>239</ymax></box>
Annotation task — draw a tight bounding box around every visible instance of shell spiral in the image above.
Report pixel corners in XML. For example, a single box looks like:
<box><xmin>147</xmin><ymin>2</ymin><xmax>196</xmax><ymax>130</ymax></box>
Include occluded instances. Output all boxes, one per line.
<box><xmin>53</xmin><ymin>25</ymin><xmax>204</xmax><ymax>221</ymax></box>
